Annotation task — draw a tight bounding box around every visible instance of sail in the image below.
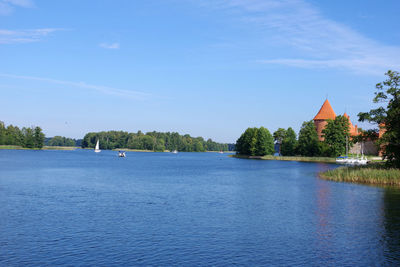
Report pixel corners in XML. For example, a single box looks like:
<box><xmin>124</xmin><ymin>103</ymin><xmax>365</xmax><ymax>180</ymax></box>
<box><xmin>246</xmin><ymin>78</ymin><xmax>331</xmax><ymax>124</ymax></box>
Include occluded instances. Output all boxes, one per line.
<box><xmin>94</xmin><ymin>140</ymin><xmax>101</xmax><ymax>152</ymax></box>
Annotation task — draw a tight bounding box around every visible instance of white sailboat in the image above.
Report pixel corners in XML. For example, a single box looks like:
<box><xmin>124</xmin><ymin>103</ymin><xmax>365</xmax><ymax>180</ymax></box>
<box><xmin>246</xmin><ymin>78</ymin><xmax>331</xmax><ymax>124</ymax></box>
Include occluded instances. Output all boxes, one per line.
<box><xmin>355</xmin><ymin>142</ymin><xmax>368</xmax><ymax>165</ymax></box>
<box><xmin>94</xmin><ymin>140</ymin><xmax>101</xmax><ymax>153</ymax></box>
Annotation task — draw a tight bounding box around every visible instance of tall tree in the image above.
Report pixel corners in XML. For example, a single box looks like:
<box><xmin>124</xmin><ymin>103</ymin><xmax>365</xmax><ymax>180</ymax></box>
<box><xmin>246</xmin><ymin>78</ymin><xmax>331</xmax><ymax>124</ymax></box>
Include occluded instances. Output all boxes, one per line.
<box><xmin>281</xmin><ymin>127</ymin><xmax>297</xmax><ymax>156</ymax></box>
<box><xmin>22</xmin><ymin>127</ymin><xmax>35</xmax><ymax>148</ymax></box>
<box><xmin>33</xmin><ymin>127</ymin><xmax>45</xmax><ymax>149</ymax></box>
<box><xmin>322</xmin><ymin>115</ymin><xmax>350</xmax><ymax>157</ymax></box>
<box><xmin>358</xmin><ymin>70</ymin><xmax>400</xmax><ymax>167</ymax></box>
<box><xmin>297</xmin><ymin>121</ymin><xmax>320</xmax><ymax>156</ymax></box>
<box><xmin>273</xmin><ymin>128</ymin><xmax>286</xmax><ymax>156</ymax></box>
<box><xmin>256</xmin><ymin>127</ymin><xmax>274</xmax><ymax>156</ymax></box>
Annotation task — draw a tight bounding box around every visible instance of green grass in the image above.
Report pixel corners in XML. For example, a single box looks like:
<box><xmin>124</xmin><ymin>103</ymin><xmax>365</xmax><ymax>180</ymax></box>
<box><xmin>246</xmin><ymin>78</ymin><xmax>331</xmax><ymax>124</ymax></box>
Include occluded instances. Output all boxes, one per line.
<box><xmin>320</xmin><ymin>164</ymin><xmax>400</xmax><ymax>186</ymax></box>
<box><xmin>231</xmin><ymin>154</ymin><xmax>336</xmax><ymax>163</ymax></box>
<box><xmin>0</xmin><ymin>145</ymin><xmax>27</xmax><ymax>150</ymax></box>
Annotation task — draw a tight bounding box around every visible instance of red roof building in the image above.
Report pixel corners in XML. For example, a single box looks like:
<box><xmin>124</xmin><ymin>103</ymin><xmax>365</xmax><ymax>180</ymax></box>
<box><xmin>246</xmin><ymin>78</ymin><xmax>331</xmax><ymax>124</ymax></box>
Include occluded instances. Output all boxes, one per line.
<box><xmin>313</xmin><ymin>99</ymin><xmax>359</xmax><ymax>141</ymax></box>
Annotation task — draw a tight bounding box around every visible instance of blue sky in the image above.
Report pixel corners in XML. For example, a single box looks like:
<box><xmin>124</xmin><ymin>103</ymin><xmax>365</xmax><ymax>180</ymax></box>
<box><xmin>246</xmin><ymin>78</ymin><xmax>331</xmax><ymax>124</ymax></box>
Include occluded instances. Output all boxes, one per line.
<box><xmin>1</xmin><ymin>0</ymin><xmax>399</xmax><ymax>143</ymax></box>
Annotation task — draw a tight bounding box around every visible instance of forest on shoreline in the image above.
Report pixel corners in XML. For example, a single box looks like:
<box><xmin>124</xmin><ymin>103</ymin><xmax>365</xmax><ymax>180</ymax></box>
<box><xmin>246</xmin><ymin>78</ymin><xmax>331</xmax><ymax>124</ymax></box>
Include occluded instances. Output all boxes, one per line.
<box><xmin>82</xmin><ymin>131</ymin><xmax>231</xmax><ymax>152</ymax></box>
<box><xmin>0</xmin><ymin>120</ymin><xmax>231</xmax><ymax>152</ymax></box>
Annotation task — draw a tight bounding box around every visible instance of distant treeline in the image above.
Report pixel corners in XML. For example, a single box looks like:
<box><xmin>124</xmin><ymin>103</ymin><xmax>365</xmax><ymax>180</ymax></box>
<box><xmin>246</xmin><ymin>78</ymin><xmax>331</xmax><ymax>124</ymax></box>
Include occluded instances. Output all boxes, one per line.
<box><xmin>82</xmin><ymin>130</ymin><xmax>231</xmax><ymax>152</ymax></box>
<box><xmin>45</xmin><ymin>137</ymin><xmax>82</xmax><ymax>147</ymax></box>
<box><xmin>0</xmin><ymin>121</ymin><xmax>45</xmax><ymax>149</ymax></box>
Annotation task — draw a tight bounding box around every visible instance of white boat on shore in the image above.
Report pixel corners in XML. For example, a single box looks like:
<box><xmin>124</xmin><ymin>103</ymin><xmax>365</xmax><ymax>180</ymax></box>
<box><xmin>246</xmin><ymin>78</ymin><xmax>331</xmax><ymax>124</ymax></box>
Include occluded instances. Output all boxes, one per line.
<box><xmin>94</xmin><ymin>140</ymin><xmax>101</xmax><ymax>153</ymax></box>
<box><xmin>336</xmin><ymin>140</ymin><xmax>368</xmax><ymax>165</ymax></box>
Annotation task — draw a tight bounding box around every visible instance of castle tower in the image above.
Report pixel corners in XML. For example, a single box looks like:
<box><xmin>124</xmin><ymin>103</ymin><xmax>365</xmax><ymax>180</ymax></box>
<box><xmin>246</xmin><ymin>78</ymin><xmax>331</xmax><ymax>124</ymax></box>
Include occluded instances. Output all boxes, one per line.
<box><xmin>313</xmin><ymin>99</ymin><xmax>336</xmax><ymax>141</ymax></box>
<box><xmin>343</xmin><ymin>112</ymin><xmax>358</xmax><ymax>136</ymax></box>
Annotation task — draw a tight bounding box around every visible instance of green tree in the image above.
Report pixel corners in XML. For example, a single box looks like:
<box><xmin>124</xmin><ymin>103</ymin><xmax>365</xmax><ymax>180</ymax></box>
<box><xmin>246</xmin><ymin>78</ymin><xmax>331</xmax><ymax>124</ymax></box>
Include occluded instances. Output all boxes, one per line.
<box><xmin>5</xmin><ymin>125</ymin><xmax>24</xmax><ymax>145</ymax></box>
<box><xmin>273</xmin><ymin>128</ymin><xmax>287</xmax><ymax>156</ymax></box>
<box><xmin>0</xmin><ymin>121</ymin><xmax>5</xmax><ymax>145</ymax></box>
<box><xmin>322</xmin><ymin>115</ymin><xmax>350</xmax><ymax>157</ymax></box>
<box><xmin>297</xmin><ymin>121</ymin><xmax>320</xmax><ymax>156</ymax></box>
<box><xmin>48</xmin><ymin>136</ymin><xmax>75</xmax><ymax>146</ymax></box>
<box><xmin>33</xmin><ymin>127</ymin><xmax>45</xmax><ymax>149</ymax></box>
<box><xmin>281</xmin><ymin>127</ymin><xmax>297</xmax><ymax>156</ymax></box>
<box><xmin>256</xmin><ymin>127</ymin><xmax>274</xmax><ymax>156</ymax></box>
<box><xmin>236</xmin><ymin>127</ymin><xmax>258</xmax><ymax>155</ymax></box>
<box><xmin>22</xmin><ymin>127</ymin><xmax>35</xmax><ymax>148</ymax></box>
<box><xmin>358</xmin><ymin>70</ymin><xmax>400</xmax><ymax>167</ymax></box>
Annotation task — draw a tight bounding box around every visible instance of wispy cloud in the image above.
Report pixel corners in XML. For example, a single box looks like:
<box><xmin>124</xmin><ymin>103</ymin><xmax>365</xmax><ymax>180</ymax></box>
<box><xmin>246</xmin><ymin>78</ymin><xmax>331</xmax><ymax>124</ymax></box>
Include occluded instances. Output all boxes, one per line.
<box><xmin>0</xmin><ymin>0</ymin><xmax>33</xmax><ymax>15</ymax></box>
<box><xmin>201</xmin><ymin>0</ymin><xmax>400</xmax><ymax>75</ymax></box>
<box><xmin>0</xmin><ymin>73</ymin><xmax>151</xmax><ymax>100</ymax></box>
<box><xmin>0</xmin><ymin>28</ymin><xmax>61</xmax><ymax>44</ymax></box>
<box><xmin>99</xmin><ymin>42</ymin><xmax>120</xmax><ymax>49</ymax></box>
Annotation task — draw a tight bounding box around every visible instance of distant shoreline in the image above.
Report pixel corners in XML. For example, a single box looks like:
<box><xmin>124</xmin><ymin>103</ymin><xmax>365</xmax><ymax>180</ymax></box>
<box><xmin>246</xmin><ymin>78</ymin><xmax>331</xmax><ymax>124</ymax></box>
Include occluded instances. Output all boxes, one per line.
<box><xmin>0</xmin><ymin>145</ymin><xmax>77</xmax><ymax>151</ymax></box>
<box><xmin>0</xmin><ymin>145</ymin><xmax>234</xmax><ymax>153</ymax></box>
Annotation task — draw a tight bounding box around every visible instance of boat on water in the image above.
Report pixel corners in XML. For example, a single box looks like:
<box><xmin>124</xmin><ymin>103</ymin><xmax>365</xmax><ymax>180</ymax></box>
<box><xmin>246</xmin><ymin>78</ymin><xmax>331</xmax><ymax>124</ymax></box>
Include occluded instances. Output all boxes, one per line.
<box><xmin>336</xmin><ymin>139</ymin><xmax>368</xmax><ymax>165</ymax></box>
<box><xmin>172</xmin><ymin>150</ymin><xmax>178</xmax><ymax>154</ymax></box>
<box><xmin>94</xmin><ymin>140</ymin><xmax>101</xmax><ymax>153</ymax></box>
<box><xmin>118</xmin><ymin>151</ymin><xmax>126</xmax><ymax>157</ymax></box>
<box><xmin>336</xmin><ymin>156</ymin><xmax>348</xmax><ymax>164</ymax></box>
<box><xmin>219</xmin><ymin>151</ymin><xmax>223</xmax><ymax>154</ymax></box>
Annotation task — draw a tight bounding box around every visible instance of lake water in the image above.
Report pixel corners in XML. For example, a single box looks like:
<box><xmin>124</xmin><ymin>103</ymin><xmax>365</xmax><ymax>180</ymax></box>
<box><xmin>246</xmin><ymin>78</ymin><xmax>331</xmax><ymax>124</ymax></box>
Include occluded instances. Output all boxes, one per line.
<box><xmin>1</xmin><ymin>150</ymin><xmax>400</xmax><ymax>266</ymax></box>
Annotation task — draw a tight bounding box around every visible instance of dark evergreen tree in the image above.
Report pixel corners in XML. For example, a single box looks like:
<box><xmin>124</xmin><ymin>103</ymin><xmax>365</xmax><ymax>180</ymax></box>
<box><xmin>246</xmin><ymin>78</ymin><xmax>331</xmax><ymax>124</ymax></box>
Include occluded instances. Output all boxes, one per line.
<box><xmin>33</xmin><ymin>127</ymin><xmax>45</xmax><ymax>149</ymax></box>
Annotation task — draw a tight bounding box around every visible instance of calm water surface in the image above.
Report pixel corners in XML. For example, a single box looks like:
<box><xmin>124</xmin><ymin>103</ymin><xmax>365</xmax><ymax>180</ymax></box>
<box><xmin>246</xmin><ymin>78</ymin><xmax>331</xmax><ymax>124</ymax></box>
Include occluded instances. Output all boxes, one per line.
<box><xmin>1</xmin><ymin>150</ymin><xmax>400</xmax><ymax>266</ymax></box>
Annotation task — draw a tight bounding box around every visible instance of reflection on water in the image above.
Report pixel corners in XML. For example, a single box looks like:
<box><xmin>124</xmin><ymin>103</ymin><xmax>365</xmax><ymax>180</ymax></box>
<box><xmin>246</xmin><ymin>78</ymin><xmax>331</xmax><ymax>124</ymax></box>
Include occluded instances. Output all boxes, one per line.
<box><xmin>315</xmin><ymin>178</ymin><xmax>333</xmax><ymax>265</ymax></box>
<box><xmin>383</xmin><ymin>189</ymin><xmax>400</xmax><ymax>265</ymax></box>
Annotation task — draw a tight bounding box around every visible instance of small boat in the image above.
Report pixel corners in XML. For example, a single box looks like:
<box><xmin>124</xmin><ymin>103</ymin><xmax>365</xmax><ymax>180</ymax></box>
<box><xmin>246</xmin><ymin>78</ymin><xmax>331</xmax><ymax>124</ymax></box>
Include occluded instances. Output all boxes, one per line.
<box><xmin>219</xmin><ymin>151</ymin><xmax>223</xmax><ymax>154</ymax></box>
<box><xmin>172</xmin><ymin>150</ymin><xmax>178</xmax><ymax>154</ymax></box>
<box><xmin>335</xmin><ymin>156</ymin><xmax>348</xmax><ymax>164</ymax></box>
<box><xmin>118</xmin><ymin>151</ymin><xmax>126</xmax><ymax>157</ymax></box>
<box><xmin>94</xmin><ymin>140</ymin><xmax>101</xmax><ymax>153</ymax></box>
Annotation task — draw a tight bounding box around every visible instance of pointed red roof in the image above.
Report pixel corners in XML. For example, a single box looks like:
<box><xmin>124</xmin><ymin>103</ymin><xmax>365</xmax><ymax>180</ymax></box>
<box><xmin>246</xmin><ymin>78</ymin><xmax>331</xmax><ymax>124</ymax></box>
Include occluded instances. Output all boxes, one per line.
<box><xmin>313</xmin><ymin>99</ymin><xmax>336</xmax><ymax>120</ymax></box>
<box><xmin>343</xmin><ymin>112</ymin><xmax>354</xmax><ymax>127</ymax></box>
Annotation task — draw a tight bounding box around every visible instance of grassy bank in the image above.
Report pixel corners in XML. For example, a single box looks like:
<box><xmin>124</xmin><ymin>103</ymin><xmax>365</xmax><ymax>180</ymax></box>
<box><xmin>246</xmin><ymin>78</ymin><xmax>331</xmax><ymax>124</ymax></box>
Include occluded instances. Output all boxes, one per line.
<box><xmin>0</xmin><ymin>145</ymin><xmax>29</xmax><ymax>150</ymax></box>
<box><xmin>320</xmin><ymin>164</ymin><xmax>400</xmax><ymax>186</ymax></box>
<box><xmin>231</xmin><ymin>154</ymin><xmax>336</xmax><ymax>163</ymax></box>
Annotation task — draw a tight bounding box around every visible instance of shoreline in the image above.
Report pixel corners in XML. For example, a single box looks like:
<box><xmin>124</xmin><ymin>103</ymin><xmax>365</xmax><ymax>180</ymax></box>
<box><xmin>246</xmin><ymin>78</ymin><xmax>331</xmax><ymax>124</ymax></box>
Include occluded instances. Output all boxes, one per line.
<box><xmin>0</xmin><ymin>146</ymin><xmax>234</xmax><ymax>153</ymax></box>
<box><xmin>0</xmin><ymin>145</ymin><xmax>78</xmax><ymax>151</ymax></box>
<box><xmin>319</xmin><ymin>165</ymin><xmax>400</xmax><ymax>187</ymax></box>
<box><xmin>230</xmin><ymin>154</ymin><xmax>336</xmax><ymax>163</ymax></box>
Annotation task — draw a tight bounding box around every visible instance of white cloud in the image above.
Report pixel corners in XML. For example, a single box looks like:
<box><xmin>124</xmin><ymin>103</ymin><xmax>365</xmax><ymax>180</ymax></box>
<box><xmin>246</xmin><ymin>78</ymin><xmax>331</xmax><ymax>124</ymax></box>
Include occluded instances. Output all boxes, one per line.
<box><xmin>0</xmin><ymin>0</ymin><xmax>33</xmax><ymax>15</ymax></box>
<box><xmin>4</xmin><ymin>0</ymin><xmax>34</xmax><ymax>8</ymax></box>
<box><xmin>0</xmin><ymin>73</ymin><xmax>151</xmax><ymax>100</ymax></box>
<box><xmin>0</xmin><ymin>28</ymin><xmax>60</xmax><ymax>44</ymax></box>
<box><xmin>99</xmin><ymin>42</ymin><xmax>120</xmax><ymax>49</ymax></box>
<box><xmin>201</xmin><ymin>0</ymin><xmax>400</xmax><ymax>75</ymax></box>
